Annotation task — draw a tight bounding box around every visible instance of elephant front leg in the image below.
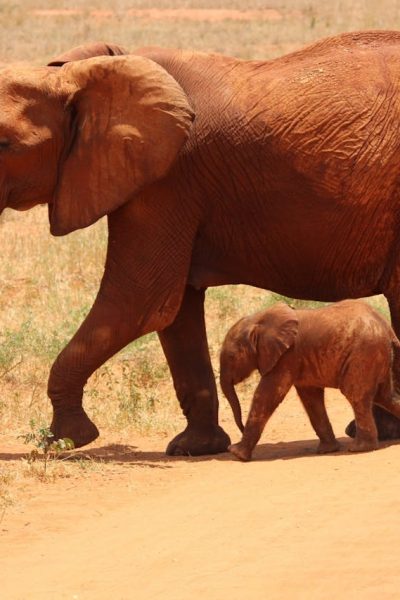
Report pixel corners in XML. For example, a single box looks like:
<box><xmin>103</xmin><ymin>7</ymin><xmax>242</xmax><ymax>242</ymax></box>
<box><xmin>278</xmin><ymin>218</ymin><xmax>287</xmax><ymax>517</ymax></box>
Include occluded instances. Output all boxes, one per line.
<box><xmin>229</xmin><ymin>370</ymin><xmax>292</xmax><ymax>462</ymax></box>
<box><xmin>48</xmin><ymin>293</ymin><xmax>144</xmax><ymax>448</ymax></box>
<box><xmin>158</xmin><ymin>286</ymin><xmax>230</xmax><ymax>456</ymax></box>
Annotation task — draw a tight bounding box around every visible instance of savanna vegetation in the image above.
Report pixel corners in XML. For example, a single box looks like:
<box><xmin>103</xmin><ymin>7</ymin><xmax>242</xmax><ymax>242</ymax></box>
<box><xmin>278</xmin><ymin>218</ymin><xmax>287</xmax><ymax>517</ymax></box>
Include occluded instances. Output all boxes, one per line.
<box><xmin>0</xmin><ymin>0</ymin><xmax>396</xmax><ymax>513</ymax></box>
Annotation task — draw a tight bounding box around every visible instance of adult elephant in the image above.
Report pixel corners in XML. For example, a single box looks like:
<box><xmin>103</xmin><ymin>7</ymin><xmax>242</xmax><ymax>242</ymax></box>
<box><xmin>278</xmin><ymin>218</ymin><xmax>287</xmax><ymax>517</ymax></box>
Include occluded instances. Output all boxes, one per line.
<box><xmin>1</xmin><ymin>30</ymin><xmax>400</xmax><ymax>455</ymax></box>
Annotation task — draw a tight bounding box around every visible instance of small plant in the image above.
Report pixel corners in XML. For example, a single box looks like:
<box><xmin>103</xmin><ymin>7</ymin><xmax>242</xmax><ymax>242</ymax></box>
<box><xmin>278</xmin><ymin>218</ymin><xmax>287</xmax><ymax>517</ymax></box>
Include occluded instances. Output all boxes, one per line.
<box><xmin>19</xmin><ymin>420</ymin><xmax>75</xmax><ymax>478</ymax></box>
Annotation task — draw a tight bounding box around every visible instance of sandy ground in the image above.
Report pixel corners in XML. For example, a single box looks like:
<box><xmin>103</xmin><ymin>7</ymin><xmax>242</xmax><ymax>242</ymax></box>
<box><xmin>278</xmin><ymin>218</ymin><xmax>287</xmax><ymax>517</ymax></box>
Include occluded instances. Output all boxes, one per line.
<box><xmin>1</xmin><ymin>389</ymin><xmax>400</xmax><ymax>599</ymax></box>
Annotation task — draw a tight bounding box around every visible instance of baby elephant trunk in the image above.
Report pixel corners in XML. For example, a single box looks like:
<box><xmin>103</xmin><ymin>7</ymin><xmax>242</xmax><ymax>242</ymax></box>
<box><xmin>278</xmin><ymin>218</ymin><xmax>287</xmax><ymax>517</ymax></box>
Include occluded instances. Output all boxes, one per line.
<box><xmin>220</xmin><ymin>376</ymin><xmax>244</xmax><ymax>433</ymax></box>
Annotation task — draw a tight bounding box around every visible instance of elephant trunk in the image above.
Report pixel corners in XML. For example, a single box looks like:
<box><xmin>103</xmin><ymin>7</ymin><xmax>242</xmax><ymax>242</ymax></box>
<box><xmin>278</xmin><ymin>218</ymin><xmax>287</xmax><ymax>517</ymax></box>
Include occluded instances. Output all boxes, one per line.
<box><xmin>220</xmin><ymin>375</ymin><xmax>244</xmax><ymax>433</ymax></box>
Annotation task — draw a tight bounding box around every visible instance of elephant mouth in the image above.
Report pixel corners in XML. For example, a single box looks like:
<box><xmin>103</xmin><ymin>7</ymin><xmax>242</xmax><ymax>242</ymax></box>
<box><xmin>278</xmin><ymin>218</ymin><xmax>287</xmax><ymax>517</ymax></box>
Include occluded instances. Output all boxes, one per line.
<box><xmin>0</xmin><ymin>177</ymin><xmax>10</xmax><ymax>214</ymax></box>
<box><xmin>12</xmin><ymin>198</ymin><xmax>43</xmax><ymax>211</ymax></box>
<box><xmin>48</xmin><ymin>200</ymin><xmax>61</xmax><ymax>234</ymax></box>
<box><xmin>7</xmin><ymin>189</ymin><xmax>48</xmax><ymax>212</ymax></box>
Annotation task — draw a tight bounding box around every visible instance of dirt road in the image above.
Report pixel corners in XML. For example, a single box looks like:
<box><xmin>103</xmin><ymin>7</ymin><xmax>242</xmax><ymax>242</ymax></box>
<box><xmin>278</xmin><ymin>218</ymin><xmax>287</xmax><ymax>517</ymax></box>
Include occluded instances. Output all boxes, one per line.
<box><xmin>2</xmin><ymin>390</ymin><xmax>400</xmax><ymax>599</ymax></box>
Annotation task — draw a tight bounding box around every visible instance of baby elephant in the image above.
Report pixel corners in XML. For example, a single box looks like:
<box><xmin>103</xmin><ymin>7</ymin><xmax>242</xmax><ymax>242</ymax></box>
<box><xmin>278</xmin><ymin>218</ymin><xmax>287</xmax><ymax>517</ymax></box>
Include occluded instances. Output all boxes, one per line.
<box><xmin>219</xmin><ymin>300</ymin><xmax>400</xmax><ymax>461</ymax></box>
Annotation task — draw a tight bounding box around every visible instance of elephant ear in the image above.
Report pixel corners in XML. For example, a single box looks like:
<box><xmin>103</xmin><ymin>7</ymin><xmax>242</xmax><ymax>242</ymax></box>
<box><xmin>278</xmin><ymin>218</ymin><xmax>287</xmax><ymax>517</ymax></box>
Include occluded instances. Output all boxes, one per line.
<box><xmin>248</xmin><ymin>303</ymin><xmax>298</xmax><ymax>376</ymax></box>
<box><xmin>47</xmin><ymin>42</ymin><xmax>128</xmax><ymax>66</ymax></box>
<box><xmin>51</xmin><ymin>55</ymin><xmax>194</xmax><ymax>235</ymax></box>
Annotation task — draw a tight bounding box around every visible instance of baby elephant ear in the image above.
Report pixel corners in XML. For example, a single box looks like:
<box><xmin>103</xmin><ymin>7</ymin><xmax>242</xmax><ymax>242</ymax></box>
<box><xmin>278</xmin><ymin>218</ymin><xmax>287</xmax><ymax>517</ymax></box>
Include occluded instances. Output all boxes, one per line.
<box><xmin>47</xmin><ymin>42</ymin><xmax>127</xmax><ymax>66</ymax></box>
<box><xmin>251</xmin><ymin>303</ymin><xmax>299</xmax><ymax>376</ymax></box>
<box><xmin>51</xmin><ymin>55</ymin><xmax>194</xmax><ymax>235</ymax></box>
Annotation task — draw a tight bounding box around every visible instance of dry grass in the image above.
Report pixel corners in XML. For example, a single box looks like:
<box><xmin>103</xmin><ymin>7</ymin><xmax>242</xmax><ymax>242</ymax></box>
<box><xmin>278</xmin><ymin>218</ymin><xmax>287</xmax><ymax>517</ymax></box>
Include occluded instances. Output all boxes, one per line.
<box><xmin>2</xmin><ymin>0</ymin><xmax>400</xmax><ymax>63</ymax></box>
<box><xmin>0</xmin><ymin>0</ymin><xmax>394</xmax><ymax>508</ymax></box>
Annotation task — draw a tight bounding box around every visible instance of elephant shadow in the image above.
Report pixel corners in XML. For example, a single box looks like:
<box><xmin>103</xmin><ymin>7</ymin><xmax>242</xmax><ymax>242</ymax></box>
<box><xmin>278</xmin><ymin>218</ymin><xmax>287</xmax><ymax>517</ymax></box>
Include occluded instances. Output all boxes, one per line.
<box><xmin>248</xmin><ymin>436</ymin><xmax>400</xmax><ymax>462</ymax></box>
<box><xmin>70</xmin><ymin>435</ymin><xmax>400</xmax><ymax>463</ymax></box>
<box><xmin>1</xmin><ymin>437</ymin><xmax>399</xmax><ymax>465</ymax></box>
<box><xmin>0</xmin><ymin>444</ymin><xmax>174</xmax><ymax>469</ymax></box>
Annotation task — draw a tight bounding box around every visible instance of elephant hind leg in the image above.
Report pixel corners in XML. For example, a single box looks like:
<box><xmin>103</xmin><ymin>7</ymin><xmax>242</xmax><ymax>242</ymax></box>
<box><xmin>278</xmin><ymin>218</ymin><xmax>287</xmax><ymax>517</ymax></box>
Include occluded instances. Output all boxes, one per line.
<box><xmin>363</xmin><ymin>292</ymin><xmax>400</xmax><ymax>440</ymax></box>
<box><xmin>345</xmin><ymin>404</ymin><xmax>400</xmax><ymax>441</ymax></box>
<box><xmin>372</xmin><ymin>380</ymin><xmax>400</xmax><ymax>427</ymax></box>
<box><xmin>345</xmin><ymin>291</ymin><xmax>400</xmax><ymax>441</ymax></box>
<box><xmin>295</xmin><ymin>386</ymin><xmax>339</xmax><ymax>454</ymax></box>
<box><xmin>346</xmin><ymin>380</ymin><xmax>400</xmax><ymax>442</ymax></box>
<box><xmin>158</xmin><ymin>286</ymin><xmax>230</xmax><ymax>456</ymax></box>
<box><xmin>346</xmin><ymin>391</ymin><xmax>379</xmax><ymax>452</ymax></box>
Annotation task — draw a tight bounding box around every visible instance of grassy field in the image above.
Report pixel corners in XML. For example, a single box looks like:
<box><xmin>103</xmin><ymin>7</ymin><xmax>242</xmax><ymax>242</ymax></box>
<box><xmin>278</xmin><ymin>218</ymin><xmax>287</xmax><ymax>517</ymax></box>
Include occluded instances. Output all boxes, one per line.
<box><xmin>2</xmin><ymin>0</ymin><xmax>400</xmax><ymax>63</ymax></box>
<box><xmin>0</xmin><ymin>0</ymin><xmax>395</xmax><ymax>510</ymax></box>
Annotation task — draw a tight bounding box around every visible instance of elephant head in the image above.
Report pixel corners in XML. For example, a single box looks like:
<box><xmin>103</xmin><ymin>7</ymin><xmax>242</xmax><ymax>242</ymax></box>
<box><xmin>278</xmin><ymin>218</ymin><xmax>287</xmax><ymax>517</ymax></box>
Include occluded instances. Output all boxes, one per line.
<box><xmin>47</xmin><ymin>42</ymin><xmax>128</xmax><ymax>66</ymax></box>
<box><xmin>0</xmin><ymin>54</ymin><xmax>194</xmax><ymax>235</ymax></box>
<box><xmin>220</xmin><ymin>303</ymin><xmax>299</xmax><ymax>432</ymax></box>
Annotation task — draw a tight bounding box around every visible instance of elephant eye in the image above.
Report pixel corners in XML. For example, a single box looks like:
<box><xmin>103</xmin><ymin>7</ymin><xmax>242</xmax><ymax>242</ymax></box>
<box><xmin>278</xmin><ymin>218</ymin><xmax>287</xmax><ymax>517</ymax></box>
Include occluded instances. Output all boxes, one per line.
<box><xmin>0</xmin><ymin>138</ymin><xmax>10</xmax><ymax>150</ymax></box>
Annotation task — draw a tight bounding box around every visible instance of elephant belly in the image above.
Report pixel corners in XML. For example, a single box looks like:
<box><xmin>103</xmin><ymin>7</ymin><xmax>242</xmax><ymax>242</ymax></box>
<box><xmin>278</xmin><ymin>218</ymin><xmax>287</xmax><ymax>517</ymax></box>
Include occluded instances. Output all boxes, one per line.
<box><xmin>294</xmin><ymin>362</ymin><xmax>343</xmax><ymax>390</ymax></box>
<box><xmin>188</xmin><ymin>201</ymin><xmax>394</xmax><ymax>301</ymax></box>
<box><xmin>187</xmin><ymin>264</ymin><xmax>244</xmax><ymax>289</ymax></box>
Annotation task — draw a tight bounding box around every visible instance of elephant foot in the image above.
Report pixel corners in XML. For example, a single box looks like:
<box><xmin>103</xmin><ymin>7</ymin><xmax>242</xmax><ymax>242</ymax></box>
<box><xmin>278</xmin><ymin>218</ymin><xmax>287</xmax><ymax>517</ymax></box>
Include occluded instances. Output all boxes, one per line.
<box><xmin>50</xmin><ymin>407</ymin><xmax>99</xmax><ymax>449</ymax></box>
<box><xmin>228</xmin><ymin>442</ymin><xmax>252</xmax><ymax>462</ymax></box>
<box><xmin>346</xmin><ymin>405</ymin><xmax>400</xmax><ymax>441</ymax></box>
<box><xmin>345</xmin><ymin>419</ymin><xmax>356</xmax><ymax>438</ymax></box>
<box><xmin>166</xmin><ymin>424</ymin><xmax>230</xmax><ymax>456</ymax></box>
<box><xmin>317</xmin><ymin>439</ymin><xmax>340</xmax><ymax>454</ymax></box>
<box><xmin>348</xmin><ymin>438</ymin><xmax>379</xmax><ymax>453</ymax></box>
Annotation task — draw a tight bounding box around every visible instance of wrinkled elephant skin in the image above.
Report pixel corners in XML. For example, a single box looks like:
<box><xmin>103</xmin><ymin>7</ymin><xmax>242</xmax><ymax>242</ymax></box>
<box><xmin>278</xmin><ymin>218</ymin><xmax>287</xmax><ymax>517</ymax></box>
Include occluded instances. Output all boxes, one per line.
<box><xmin>2</xmin><ymin>32</ymin><xmax>400</xmax><ymax>452</ymax></box>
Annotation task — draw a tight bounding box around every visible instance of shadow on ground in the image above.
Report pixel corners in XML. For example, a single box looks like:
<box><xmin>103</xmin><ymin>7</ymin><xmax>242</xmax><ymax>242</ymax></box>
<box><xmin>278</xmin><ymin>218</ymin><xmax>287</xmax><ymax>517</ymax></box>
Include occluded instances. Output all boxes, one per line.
<box><xmin>1</xmin><ymin>437</ymin><xmax>399</xmax><ymax>465</ymax></box>
<box><xmin>86</xmin><ymin>437</ymin><xmax>400</xmax><ymax>463</ymax></box>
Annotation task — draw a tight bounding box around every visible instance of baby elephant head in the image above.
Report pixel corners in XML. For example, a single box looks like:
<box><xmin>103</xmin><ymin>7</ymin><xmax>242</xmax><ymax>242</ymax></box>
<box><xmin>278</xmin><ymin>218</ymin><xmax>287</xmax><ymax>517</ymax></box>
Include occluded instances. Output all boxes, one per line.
<box><xmin>219</xmin><ymin>303</ymin><xmax>298</xmax><ymax>432</ymax></box>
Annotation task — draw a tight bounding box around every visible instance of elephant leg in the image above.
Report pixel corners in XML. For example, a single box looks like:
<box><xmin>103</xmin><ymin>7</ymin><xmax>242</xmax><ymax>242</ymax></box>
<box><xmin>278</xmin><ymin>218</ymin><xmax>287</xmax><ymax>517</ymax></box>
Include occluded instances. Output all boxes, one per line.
<box><xmin>229</xmin><ymin>370</ymin><xmax>292</xmax><ymax>462</ymax></box>
<box><xmin>158</xmin><ymin>286</ymin><xmax>230</xmax><ymax>456</ymax></box>
<box><xmin>295</xmin><ymin>386</ymin><xmax>339</xmax><ymax>453</ymax></box>
<box><xmin>47</xmin><ymin>190</ymin><xmax>201</xmax><ymax>450</ymax></box>
<box><xmin>345</xmin><ymin>403</ymin><xmax>400</xmax><ymax>440</ymax></box>
<box><xmin>48</xmin><ymin>293</ymin><xmax>149</xmax><ymax>448</ymax></box>
<box><xmin>346</xmin><ymin>294</ymin><xmax>400</xmax><ymax>440</ymax></box>
<box><xmin>347</xmin><ymin>403</ymin><xmax>400</xmax><ymax>441</ymax></box>
<box><xmin>373</xmin><ymin>296</ymin><xmax>400</xmax><ymax>437</ymax></box>
<box><xmin>371</xmin><ymin>381</ymin><xmax>400</xmax><ymax>423</ymax></box>
<box><xmin>347</xmin><ymin>391</ymin><xmax>379</xmax><ymax>452</ymax></box>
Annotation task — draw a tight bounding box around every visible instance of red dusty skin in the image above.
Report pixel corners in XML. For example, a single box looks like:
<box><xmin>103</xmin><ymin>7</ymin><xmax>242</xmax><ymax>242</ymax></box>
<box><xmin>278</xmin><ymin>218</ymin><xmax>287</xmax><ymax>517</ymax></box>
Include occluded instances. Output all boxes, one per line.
<box><xmin>5</xmin><ymin>33</ymin><xmax>400</xmax><ymax>453</ymax></box>
<box><xmin>220</xmin><ymin>376</ymin><xmax>244</xmax><ymax>433</ymax></box>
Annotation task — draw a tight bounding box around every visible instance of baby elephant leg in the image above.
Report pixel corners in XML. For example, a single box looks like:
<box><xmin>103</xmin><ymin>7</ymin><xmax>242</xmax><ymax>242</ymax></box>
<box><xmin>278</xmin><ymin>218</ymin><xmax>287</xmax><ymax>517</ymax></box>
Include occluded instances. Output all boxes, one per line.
<box><xmin>372</xmin><ymin>376</ymin><xmax>400</xmax><ymax>416</ymax></box>
<box><xmin>347</xmin><ymin>391</ymin><xmax>379</xmax><ymax>452</ymax></box>
<box><xmin>295</xmin><ymin>386</ymin><xmax>339</xmax><ymax>454</ymax></box>
<box><xmin>229</xmin><ymin>371</ymin><xmax>292</xmax><ymax>462</ymax></box>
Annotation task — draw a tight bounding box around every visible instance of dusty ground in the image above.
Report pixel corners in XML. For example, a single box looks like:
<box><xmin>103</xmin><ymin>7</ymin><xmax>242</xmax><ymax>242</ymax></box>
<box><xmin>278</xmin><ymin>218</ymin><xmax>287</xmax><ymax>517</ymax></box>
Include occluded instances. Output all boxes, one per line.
<box><xmin>2</xmin><ymin>389</ymin><xmax>400</xmax><ymax>600</ymax></box>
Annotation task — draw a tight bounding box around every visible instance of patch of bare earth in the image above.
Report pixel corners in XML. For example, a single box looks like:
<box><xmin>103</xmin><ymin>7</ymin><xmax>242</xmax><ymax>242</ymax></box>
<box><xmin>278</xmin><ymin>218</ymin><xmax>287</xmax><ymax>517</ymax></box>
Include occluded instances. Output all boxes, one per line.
<box><xmin>2</xmin><ymin>389</ymin><xmax>400</xmax><ymax>599</ymax></box>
